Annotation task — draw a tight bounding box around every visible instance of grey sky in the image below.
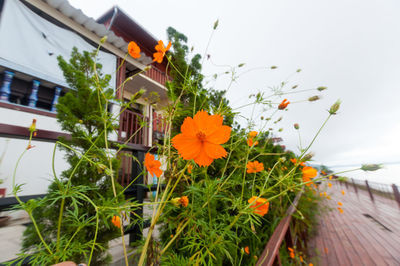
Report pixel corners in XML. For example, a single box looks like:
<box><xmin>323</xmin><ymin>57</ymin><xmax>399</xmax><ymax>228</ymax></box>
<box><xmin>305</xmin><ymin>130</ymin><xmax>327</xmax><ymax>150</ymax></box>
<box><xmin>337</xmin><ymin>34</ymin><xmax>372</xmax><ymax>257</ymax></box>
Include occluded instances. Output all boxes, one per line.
<box><xmin>69</xmin><ymin>0</ymin><xmax>400</xmax><ymax>167</ymax></box>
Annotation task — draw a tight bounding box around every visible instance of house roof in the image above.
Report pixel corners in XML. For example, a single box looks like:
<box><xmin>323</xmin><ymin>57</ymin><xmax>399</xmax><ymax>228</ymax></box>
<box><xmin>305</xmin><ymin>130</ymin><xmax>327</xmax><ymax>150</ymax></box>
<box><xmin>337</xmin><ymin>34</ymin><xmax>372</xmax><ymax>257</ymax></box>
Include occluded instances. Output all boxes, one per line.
<box><xmin>26</xmin><ymin>0</ymin><xmax>153</xmax><ymax>66</ymax></box>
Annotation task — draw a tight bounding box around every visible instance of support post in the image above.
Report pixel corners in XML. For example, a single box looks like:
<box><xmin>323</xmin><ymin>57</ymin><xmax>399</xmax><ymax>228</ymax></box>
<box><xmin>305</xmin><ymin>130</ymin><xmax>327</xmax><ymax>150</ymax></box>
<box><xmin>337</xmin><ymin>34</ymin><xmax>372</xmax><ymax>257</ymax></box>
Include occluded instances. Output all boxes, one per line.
<box><xmin>351</xmin><ymin>178</ymin><xmax>358</xmax><ymax>195</ymax></box>
<box><xmin>28</xmin><ymin>80</ymin><xmax>40</xmax><ymax>107</ymax></box>
<box><xmin>129</xmin><ymin>150</ymin><xmax>145</xmax><ymax>245</ymax></box>
<box><xmin>0</xmin><ymin>71</ymin><xmax>15</xmax><ymax>101</ymax></box>
<box><xmin>51</xmin><ymin>87</ymin><xmax>62</xmax><ymax>112</ymax></box>
<box><xmin>365</xmin><ymin>180</ymin><xmax>374</xmax><ymax>202</ymax></box>
<box><xmin>392</xmin><ymin>184</ymin><xmax>400</xmax><ymax>209</ymax></box>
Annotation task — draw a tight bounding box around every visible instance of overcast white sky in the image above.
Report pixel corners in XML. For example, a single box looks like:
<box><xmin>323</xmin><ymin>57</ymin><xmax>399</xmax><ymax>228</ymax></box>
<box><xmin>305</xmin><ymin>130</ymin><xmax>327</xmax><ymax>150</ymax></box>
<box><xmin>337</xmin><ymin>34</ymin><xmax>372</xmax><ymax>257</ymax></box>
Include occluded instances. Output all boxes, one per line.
<box><xmin>69</xmin><ymin>0</ymin><xmax>400</xmax><ymax>170</ymax></box>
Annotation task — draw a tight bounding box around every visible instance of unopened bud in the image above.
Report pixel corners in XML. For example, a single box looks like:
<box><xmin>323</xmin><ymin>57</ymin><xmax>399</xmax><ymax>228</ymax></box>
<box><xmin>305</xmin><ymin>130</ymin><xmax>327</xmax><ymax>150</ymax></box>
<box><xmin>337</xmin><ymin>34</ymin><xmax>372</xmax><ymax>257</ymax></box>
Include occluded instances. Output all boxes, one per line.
<box><xmin>308</xmin><ymin>95</ymin><xmax>321</xmax><ymax>102</ymax></box>
<box><xmin>329</xmin><ymin>100</ymin><xmax>341</xmax><ymax>115</ymax></box>
<box><xmin>238</xmin><ymin>63</ymin><xmax>245</xmax><ymax>68</ymax></box>
<box><xmin>213</xmin><ymin>19</ymin><xmax>219</xmax><ymax>30</ymax></box>
<box><xmin>144</xmin><ymin>65</ymin><xmax>152</xmax><ymax>72</ymax></box>
<box><xmin>361</xmin><ymin>164</ymin><xmax>382</xmax><ymax>171</ymax></box>
<box><xmin>296</xmin><ymin>69</ymin><xmax>302</xmax><ymax>73</ymax></box>
<box><xmin>294</xmin><ymin>123</ymin><xmax>299</xmax><ymax>130</ymax></box>
<box><xmin>303</xmin><ymin>152</ymin><xmax>314</xmax><ymax>161</ymax></box>
<box><xmin>260</xmin><ymin>116</ymin><xmax>264</xmax><ymax>120</ymax></box>
<box><xmin>29</xmin><ymin>119</ymin><xmax>37</xmax><ymax>133</ymax></box>
<box><xmin>317</xmin><ymin>86</ymin><xmax>327</xmax><ymax>91</ymax></box>
<box><xmin>270</xmin><ymin>65</ymin><xmax>277</xmax><ymax>69</ymax></box>
<box><xmin>100</xmin><ymin>36</ymin><xmax>108</xmax><ymax>44</ymax></box>
<box><xmin>278</xmin><ymin>128</ymin><xmax>283</xmax><ymax>132</ymax></box>
<box><xmin>292</xmin><ymin>85</ymin><xmax>298</xmax><ymax>89</ymax></box>
<box><xmin>131</xmin><ymin>89</ymin><xmax>146</xmax><ymax>101</ymax></box>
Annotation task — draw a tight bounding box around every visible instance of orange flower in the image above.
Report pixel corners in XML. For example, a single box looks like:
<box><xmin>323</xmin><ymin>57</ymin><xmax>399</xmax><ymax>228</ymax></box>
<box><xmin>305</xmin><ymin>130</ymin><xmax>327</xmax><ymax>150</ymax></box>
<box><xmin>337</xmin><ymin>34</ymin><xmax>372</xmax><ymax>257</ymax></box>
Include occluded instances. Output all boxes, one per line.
<box><xmin>309</xmin><ymin>264</ymin><xmax>314</xmax><ymax>266</ymax></box>
<box><xmin>337</xmin><ymin>207</ymin><xmax>344</xmax><ymax>213</ymax></box>
<box><xmin>247</xmin><ymin>138</ymin><xmax>258</xmax><ymax>147</ymax></box>
<box><xmin>244</xmin><ymin>246</ymin><xmax>250</xmax><ymax>254</ymax></box>
<box><xmin>187</xmin><ymin>164</ymin><xmax>193</xmax><ymax>174</ymax></box>
<box><xmin>290</xmin><ymin>158</ymin><xmax>305</xmax><ymax>167</ymax></box>
<box><xmin>328</xmin><ymin>183</ymin><xmax>332</xmax><ymax>188</ymax></box>
<box><xmin>246</xmin><ymin>161</ymin><xmax>264</xmax><ymax>173</ymax></box>
<box><xmin>329</xmin><ymin>175</ymin><xmax>333</xmax><ymax>180</ymax></box>
<box><xmin>321</xmin><ymin>170</ymin><xmax>326</xmax><ymax>175</ymax></box>
<box><xmin>248</xmin><ymin>196</ymin><xmax>269</xmax><ymax>216</ymax></box>
<box><xmin>128</xmin><ymin>41</ymin><xmax>141</xmax><ymax>59</ymax></box>
<box><xmin>111</xmin><ymin>215</ymin><xmax>121</xmax><ymax>228</ymax></box>
<box><xmin>341</xmin><ymin>190</ymin><xmax>345</xmax><ymax>195</ymax></box>
<box><xmin>278</xmin><ymin>99</ymin><xmax>290</xmax><ymax>110</ymax></box>
<box><xmin>144</xmin><ymin>153</ymin><xmax>163</xmax><ymax>177</ymax></box>
<box><xmin>153</xmin><ymin>40</ymin><xmax>171</xmax><ymax>63</ymax></box>
<box><xmin>337</xmin><ymin>202</ymin><xmax>343</xmax><ymax>206</ymax></box>
<box><xmin>248</xmin><ymin>131</ymin><xmax>258</xmax><ymax>138</ymax></box>
<box><xmin>300</xmin><ymin>256</ymin><xmax>303</xmax><ymax>262</ymax></box>
<box><xmin>171</xmin><ymin>110</ymin><xmax>231</xmax><ymax>167</ymax></box>
<box><xmin>179</xmin><ymin>196</ymin><xmax>189</xmax><ymax>207</ymax></box>
<box><xmin>302</xmin><ymin>166</ymin><xmax>317</xmax><ymax>186</ymax></box>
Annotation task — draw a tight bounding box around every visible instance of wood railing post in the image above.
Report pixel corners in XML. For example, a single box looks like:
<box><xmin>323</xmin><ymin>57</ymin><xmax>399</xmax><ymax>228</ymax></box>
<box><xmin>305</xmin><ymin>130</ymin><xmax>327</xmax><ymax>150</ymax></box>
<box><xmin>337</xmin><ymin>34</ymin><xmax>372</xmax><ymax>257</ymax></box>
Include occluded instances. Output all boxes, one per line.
<box><xmin>351</xmin><ymin>178</ymin><xmax>358</xmax><ymax>195</ymax></box>
<box><xmin>392</xmin><ymin>184</ymin><xmax>400</xmax><ymax>209</ymax></box>
<box><xmin>365</xmin><ymin>180</ymin><xmax>374</xmax><ymax>202</ymax></box>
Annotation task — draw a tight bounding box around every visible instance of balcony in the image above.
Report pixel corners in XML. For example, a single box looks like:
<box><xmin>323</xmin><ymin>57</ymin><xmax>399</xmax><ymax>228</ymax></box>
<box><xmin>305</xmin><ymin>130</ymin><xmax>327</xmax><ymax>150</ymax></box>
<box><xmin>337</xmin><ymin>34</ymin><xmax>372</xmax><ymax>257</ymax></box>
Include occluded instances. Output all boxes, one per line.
<box><xmin>118</xmin><ymin>109</ymin><xmax>149</xmax><ymax>146</ymax></box>
<box><xmin>143</xmin><ymin>67</ymin><xmax>171</xmax><ymax>86</ymax></box>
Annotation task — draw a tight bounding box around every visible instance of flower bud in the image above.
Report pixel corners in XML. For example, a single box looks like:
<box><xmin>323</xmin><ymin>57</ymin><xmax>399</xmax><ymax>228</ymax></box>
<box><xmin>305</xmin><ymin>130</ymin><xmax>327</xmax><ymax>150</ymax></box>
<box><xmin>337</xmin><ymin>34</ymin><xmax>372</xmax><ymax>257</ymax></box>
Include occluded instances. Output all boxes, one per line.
<box><xmin>144</xmin><ymin>65</ymin><xmax>152</xmax><ymax>72</ymax></box>
<box><xmin>294</xmin><ymin>123</ymin><xmax>299</xmax><ymax>130</ymax></box>
<box><xmin>29</xmin><ymin>119</ymin><xmax>37</xmax><ymax>133</ymax></box>
<box><xmin>328</xmin><ymin>100</ymin><xmax>341</xmax><ymax>115</ymax></box>
<box><xmin>317</xmin><ymin>86</ymin><xmax>327</xmax><ymax>91</ymax></box>
<box><xmin>296</xmin><ymin>69</ymin><xmax>302</xmax><ymax>73</ymax></box>
<box><xmin>100</xmin><ymin>35</ymin><xmax>108</xmax><ymax>44</ymax></box>
<box><xmin>213</xmin><ymin>20</ymin><xmax>219</xmax><ymax>30</ymax></box>
<box><xmin>303</xmin><ymin>152</ymin><xmax>314</xmax><ymax>161</ymax></box>
<box><xmin>278</xmin><ymin>128</ymin><xmax>283</xmax><ymax>132</ymax></box>
<box><xmin>270</xmin><ymin>65</ymin><xmax>277</xmax><ymax>69</ymax></box>
<box><xmin>170</xmin><ymin>197</ymin><xmax>181</xmax><ymax>207</ymax></box>
<box><xmin>292</xmin><ymin>85</ymin><xmax>298</xmax><ymax>89</ymax></box>
<box><xmin>361</xmin><ymin>164</ymin><xmax>382</xmax><ymax>171</ymax></box>
<box><xmin>131</xmin><ymin>89</ymin><xmax>146</xmax><ymax>101</ymax></box>
<box><xmin>308</xmin><ymin>95</ymin><xmax>321</xmax><ymax>102</ymax></box>
<box><xmin>238</xmin><ymin>63</ymin><xmax>245</xmax><ymax>68</ymax></box>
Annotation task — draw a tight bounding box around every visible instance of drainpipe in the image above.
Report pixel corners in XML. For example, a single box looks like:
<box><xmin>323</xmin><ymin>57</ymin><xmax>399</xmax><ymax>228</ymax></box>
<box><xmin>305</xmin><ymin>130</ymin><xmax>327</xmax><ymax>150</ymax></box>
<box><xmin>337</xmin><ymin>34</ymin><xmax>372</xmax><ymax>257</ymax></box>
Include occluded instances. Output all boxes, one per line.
<box><xmin>106</xmin><ymin>6</ymin><xmax>118</xmax><ymax>30</ymax></box>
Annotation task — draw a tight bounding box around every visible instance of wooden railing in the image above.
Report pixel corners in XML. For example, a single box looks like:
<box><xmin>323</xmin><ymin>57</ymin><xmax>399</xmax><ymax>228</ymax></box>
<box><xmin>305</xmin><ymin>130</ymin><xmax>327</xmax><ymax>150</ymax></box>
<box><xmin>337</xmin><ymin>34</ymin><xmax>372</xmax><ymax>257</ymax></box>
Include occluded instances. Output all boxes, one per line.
<box><xmin>118</xmin><ymin>109</ymin><xmax>149</xmax><ymax>146</ymax></box>
<box><xmin>340</xmin><ymin>178</ymin><xmax>400</xmax><ymax>208</ymax></box>
<box><xmin>256</xmin><ymin>191</ymin><xmax>303</xmax><ymax>266</ymax></box>
<box><xmin>144</xmin><ymin>67</ymin><xmax>170</xmax><ymax>86</ymax></box>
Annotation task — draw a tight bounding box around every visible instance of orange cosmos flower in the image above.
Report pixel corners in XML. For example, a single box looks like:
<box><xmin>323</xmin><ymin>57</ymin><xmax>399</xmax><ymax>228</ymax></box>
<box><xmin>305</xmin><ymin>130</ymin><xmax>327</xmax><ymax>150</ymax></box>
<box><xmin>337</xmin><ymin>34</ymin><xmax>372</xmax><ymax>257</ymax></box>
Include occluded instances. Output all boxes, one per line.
<box><xmin>172</xmin><ymin>110</ymin><xmax>231</xmax><ymax>167</ymax></box>
<box><xmin>179</xmin><ymin>196</ymin><xmax>189</xmax><ymax>207</ymax></box>
<box><xmin>341</xmin><ymin>190</ymin><xmax>345</xmax><ymax>195</ymax></box>
<box><xmin>153</xmin><ymin>40</ymin><xmax>171</xmax><ymax>63</ymax></box>
<box><xmin>337</xmin><ymin>207</ymin><xmax>344</xmax><ymax>213</ymax></box>
<box><xmin>278</xmin><ymin>99</ymin><xmax>290</xmax><ymax>110</ymax></box>
<box><xmin>302</xmin><ymin>166</ymin><xmax>317</xmax><ymax>186</ymax></box>
<box><xmin>128</xmin><ymin>41</ymin><xmax>141</xmax><ymax>59</ymax></box>
<box><xmin>328</xmin><ymin>183</ymin><xmax>332</xmax><ymax>188</ymax></box>
<box><xmin>290</xmin><ymin>158</ymin><xmax>305</xmax><ymax>167</ymax></box>
<box><xmin>247</xmin><ymin>138</ymin><xmax>258</xmax><ymax>147</ymax></box>
<box><xmin>248</xmin><ymin>196</ymin><xmax>269</xmax><ymax>216</ymax></box>
<box><xmin>338</xmin><ymin>202</ymin><xmax>343</xmax><ymax>206</ymax></box>
<box><xmin>144</xmin><ymin>153</ymin><xmax>163</xmax><ymax>177</ymax></box>
<box><xmin>244</xmin><ymin>246</ymin><xmax>250</xmax><ymax>255</ymax></box>
<box><xmin>111</xmin><ymin>215</ymin><xmax>121</xmax><ymax>228</ymax></box>
<box><xmin>321</xmin><ymin>170</ymin><xmax>326</xmax><ymax>175</ymax></box>
<box><xmin>246</xmin><ymin>161</ymin><xmax>264</xmax><ymax>173</ymax></box>
<box><xmin>248</xmin><ymin>131</ymin><xmax>258</xmax><ymax>138</ymax></box>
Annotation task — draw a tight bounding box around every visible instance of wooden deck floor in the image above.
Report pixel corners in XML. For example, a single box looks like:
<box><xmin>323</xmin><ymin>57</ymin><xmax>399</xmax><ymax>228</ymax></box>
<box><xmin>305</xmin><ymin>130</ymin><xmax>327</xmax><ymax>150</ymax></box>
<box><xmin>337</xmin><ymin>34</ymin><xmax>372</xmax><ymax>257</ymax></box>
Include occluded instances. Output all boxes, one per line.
<box><xmin>308</xmin><ymin>182</ymin><xmax>400</xmax><ymax>266</ymax></box>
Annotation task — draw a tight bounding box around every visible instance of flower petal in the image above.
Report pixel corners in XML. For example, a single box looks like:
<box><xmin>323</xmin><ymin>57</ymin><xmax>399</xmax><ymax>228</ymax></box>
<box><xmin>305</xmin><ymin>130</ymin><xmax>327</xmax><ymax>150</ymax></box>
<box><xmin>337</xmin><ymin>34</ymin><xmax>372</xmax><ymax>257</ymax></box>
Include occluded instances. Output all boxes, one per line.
<box><xmin>203</xmin><ymin>142</ymin><xmax>227</xmax><ymax>159</ymax></box>
<box><xmin>181</xmin><ymin>117</ymin><xmax>198</xmax><ymax>137</ymax></box>
<box><xmin>207</xmin><ymin>125</ymin><xmax>231</xmax><ymax>144</ymax></box>
<box><xmin>172</xmin><ymin>134</ymin><xmax>202</xmax><ymax>159</ymax></box>
<box><xmin>194</xmin><ymin>148</ymin><xmax>214</xmax><ymax>167</ymax></box>
<box><xmin>193</xmin><ymin>111</ymin><xmax>223</xmax><ymax>135</ymax></box>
